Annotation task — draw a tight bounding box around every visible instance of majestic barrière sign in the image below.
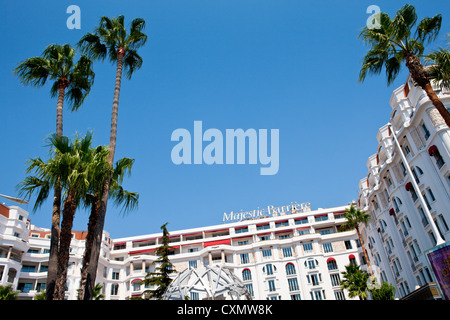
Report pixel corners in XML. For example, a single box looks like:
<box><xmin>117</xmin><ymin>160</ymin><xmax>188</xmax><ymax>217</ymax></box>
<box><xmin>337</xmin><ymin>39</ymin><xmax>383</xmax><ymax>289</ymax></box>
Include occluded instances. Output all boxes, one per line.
<box><xmin>222</xmin><ymin>202</ymin><xmax>310</xmax><ymax>223</ymax></box>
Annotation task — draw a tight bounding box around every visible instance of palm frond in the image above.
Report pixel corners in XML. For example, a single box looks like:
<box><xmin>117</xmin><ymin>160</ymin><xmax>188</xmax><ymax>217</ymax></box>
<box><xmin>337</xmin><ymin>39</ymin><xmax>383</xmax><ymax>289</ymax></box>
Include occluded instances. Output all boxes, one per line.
<box><xmin>416</xmin><ymin>14</ymin><xmax>442</xmax><ymax>44</ymax></box>
<box><xmin>14</xmin><ymin>57</ymin><xmax>50</xmax><ymax>87</ymax></box>
<box><xmin>123</xmin><ymin>49</ymin><xmax>143</xmax><ymax>79</ymax></box>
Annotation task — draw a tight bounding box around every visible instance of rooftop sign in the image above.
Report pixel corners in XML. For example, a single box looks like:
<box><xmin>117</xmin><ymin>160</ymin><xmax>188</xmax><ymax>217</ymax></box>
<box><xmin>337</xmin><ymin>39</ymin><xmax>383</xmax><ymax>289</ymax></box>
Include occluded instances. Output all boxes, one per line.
<box><xmin>222</xmin><ymin>202</ymin><xmax>310</xmax><ymax>223</ymax></box>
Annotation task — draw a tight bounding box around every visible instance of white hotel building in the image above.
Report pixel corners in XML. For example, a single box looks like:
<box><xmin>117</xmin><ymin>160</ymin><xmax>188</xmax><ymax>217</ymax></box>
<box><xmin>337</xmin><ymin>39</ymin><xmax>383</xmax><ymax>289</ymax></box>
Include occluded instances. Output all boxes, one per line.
<box><xmin>0</xmin><ymin>201</ymin><xmax>367</xmax><ymax>300</ymax></box>
<box><xmin>357</xmin><ymin>75</ymin><xmax>450</xmax><ymax>299</ymax></box>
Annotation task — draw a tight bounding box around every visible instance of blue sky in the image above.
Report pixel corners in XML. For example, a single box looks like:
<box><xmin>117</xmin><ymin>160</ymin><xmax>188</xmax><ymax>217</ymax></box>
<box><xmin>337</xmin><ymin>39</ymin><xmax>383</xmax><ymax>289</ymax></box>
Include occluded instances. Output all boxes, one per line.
<box><xmin>0</xmin><ymin>0</ymin><xmax>449</xmax><ymax>238</ymax></box>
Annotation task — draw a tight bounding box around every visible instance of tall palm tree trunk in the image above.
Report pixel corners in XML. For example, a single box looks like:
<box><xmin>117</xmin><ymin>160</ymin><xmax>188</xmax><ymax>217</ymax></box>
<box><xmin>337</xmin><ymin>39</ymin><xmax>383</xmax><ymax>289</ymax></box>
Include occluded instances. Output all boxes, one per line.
<box><xmin>53</xmin><ymin>190</ymin><xmax>77</xmax><ymax>300</ymax></box>
<box><xmin>356</xmin><ymin>226</ymin><xmax>373</xmax><ymax>277</ymax></box>
<box><xmin>404</xmin><ymin>52</ymin><xmax>450</xmax><ymax>127</ymax></box>
<box><xmin>78</xmin><ymin>197</ymin><xmax>99</xmax><ymax>300</ymax></box>
<box><xmin>46</xmin><ymin>83</ymin><xmax>65</xmax><ymax>300</ymax></box>
<box><xmin>83</xmin><ymin>49</ymin><xmax>125</xmax><ymax>300</ymax></box>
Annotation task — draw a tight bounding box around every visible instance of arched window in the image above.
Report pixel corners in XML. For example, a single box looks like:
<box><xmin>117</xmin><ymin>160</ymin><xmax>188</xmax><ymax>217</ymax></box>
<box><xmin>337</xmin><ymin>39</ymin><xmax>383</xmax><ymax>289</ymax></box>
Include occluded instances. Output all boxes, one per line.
<box><xmin>286</xmin><ymin>263</ymin><xmax>296</xmax><ymax>275</ymax></box>
<box><xmin>349</xmin><ymin>254</ymin><xmax>356</xmax><ymax>265</ymax></box>
<box><xmin>327</xmin><ymin>258</ymin><xmax>338</xmax><ymax>271</ymax></box>
<box><xmin>242</xmin><ymin>268</ymin><xmax>252</xmax><ymax>281</ymax></box>
<box><xmin>263</xmin><ymin>264</ymin><xmax>276</xmax><ymax>275</ymax></box>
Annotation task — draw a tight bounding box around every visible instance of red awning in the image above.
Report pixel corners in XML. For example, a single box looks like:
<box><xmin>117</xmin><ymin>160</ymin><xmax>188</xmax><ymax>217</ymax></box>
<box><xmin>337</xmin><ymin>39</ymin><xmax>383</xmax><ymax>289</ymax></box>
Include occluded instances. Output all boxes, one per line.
<box><xmin>428</xmin><ymin>145</ymin><xmax>438</xmax><ymax>156</ymax></box>
<box><xmin>296</xmin><ymin>226</ymin><xmax>310</xmax><ymax>230</ymax></box>
<box><xmin>349</xmin><ymin>254</ymin><xmax>355</xmax><ymax>259</ymax></box>
<box><xmin>133</xmin><ymin>238</ymin><xmax>155</xmax><ymax>243</ymax></box>
<box><xmin>183</xmin><ymin>232</ymin><xmax>203</xmax><ymax>237</ymax></box>
<box><xmin>205</xmin><ymin>229</ymin><xmax>228</xmax><ymax>233</ymax></box>
<box><xmin>113</xmin><ymin>242</ymin><xmax>126</xmax><ymax>246</ymax></box>
<box><xmin>181</xmin><ymin>242</ymin><xmax>203</xmax><ymax>246</ymax></box>
<box><xmin>129</xmin><ymin>248</ymin><xmax>155</xmax><ymax>255</ymax></box>
<box><xmin>326</xmin><ymin>257</ymin><xmax>336</xmax><ymax>263</ymax></box>
<box><xmin>275</xmin><ymin>229</ymin><xmax>292</xmax><ymax>234</ymax></box>
<box><xmin>203</xmin><ymin>239</ymin><xmax>231</xmax><ymax>247</ymax></box>
<box><xmin>131</xmin><ymin>278</ymin><xmax>142</xmax><ymax>283</ymax></box>
<box><xmin>256</xmin><ymin>223</ymin><xmax>270</xmax><ymax>227</ymax></box>
<box><xmin>405</xmin><ymin>182</ymin><xmax>413</xmax><ymax>191</ymax></box>
<box><xmin>232</xmin><ymin>235</ymin><xmax>253</xmax><ymax>240</ymax></box>
<box><xmin>389</xmin><ymin>208</ymin><xmax>395</xmax><ymax>216</ymax></box>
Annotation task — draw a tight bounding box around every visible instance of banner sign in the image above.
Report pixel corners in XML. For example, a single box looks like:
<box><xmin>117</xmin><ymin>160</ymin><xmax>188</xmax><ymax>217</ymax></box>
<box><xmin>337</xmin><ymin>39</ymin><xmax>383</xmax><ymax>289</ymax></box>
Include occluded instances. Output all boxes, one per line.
<box><xmin>426</xmin><ymin>242</ymin><xmax>450</xmax><ymax>300</ymax></box>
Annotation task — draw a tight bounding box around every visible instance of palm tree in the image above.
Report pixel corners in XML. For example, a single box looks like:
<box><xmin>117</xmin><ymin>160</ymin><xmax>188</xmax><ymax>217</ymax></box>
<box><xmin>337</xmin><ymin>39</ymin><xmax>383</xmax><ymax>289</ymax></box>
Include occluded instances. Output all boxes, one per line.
<box><xmin>141</xmin><ymin>223</ymin><xmax>176</xmax><ymax>299</ymax></box>
<box><xmin>77</xmin><ymin>156</ymin><xmax>139</xmax><ymax>300</ymax></box>
<box><xmin>77</xmin><ymin>15</ymin><xmax>147</xmax><ymax>300</ymax></box>
<box><xmin>339</xmin><ymin>205</ymin><xmax>373</xmax><ymax>276</ymax></box>
<box><xmin>0</xmin><ymin>285</ymin><xmax>19</xmax><ymax>300</ymax></box>
<box><xmin>359</xmin><ymin>4</ymin><xmax>450</xmax><ymax>127</ymax></box>
<box><xmin>340</xmin><ymin>263</ymin><xmax>369</xmax><ymax>300</ymax></box>
<box><xmin>371</xmin><ymin>281</ymin><xmax>396</xmax><ymax>300</ymax></box>
<box><xmin>92</xmin><ymin>283</ymin><xmax>105</xmax><ymax>300</ymax></box>
<box><xmin>425</xmin><ymin>34</ymin><xmax>450</xmax><ymax>90</ymax></box>
<box><xmin>18</xmin><ymin>132</ymin><xmax>109</xmax><ymax>299</ymax></box>
<box><xmin>14</xmin><ymin>43</ymin><xmax>94</xmax><ymax>300</ymax></box>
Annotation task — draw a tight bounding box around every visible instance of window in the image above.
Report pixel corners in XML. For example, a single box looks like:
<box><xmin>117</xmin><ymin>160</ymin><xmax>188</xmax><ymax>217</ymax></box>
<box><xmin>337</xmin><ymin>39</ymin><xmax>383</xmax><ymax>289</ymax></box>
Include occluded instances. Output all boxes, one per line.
<box><xmin>288</xmin><ymin>278</ymin><xmax>299</xmax><ymax>291</ymax></box>
<box><xmin>257</xmin><ymin>224</ymin><xmax>270</xmax><ymax>230</ymax></box>
<box><xmin>264</xmin><ymin>264</ymin><xmax>274</xmax><ymax>276</ymax></box>
<box><xmin>323</xmin><ymin>243</ymin><xmax>333</xmax><ymax>253</ymax></box>
<box><xmin>111</xmin><ymin>284</ymin><xmax>119</xmax><ymax>296</ymax></box>
<box><xmin>189</xmin><ymin>260</ymin><xmax>197</xmax><ymax>269</ymax></box>
<box><xmin>245</xmin><ymin>284</ymin><xmax>254</xmax><ymax>297</ymax></box>
<box><xmin>403</xmin><ymin>145</ymin><xmax>411</xmax><ymax>156</ymax></box>
<box><xmin>344</xmin><ymin>240</ymin><xmax>352</xmax><ymax>250</ymax></box>
<box><xmin>18</xmin><ymin>283</ymin><xmax>32</xmax><ymax>293</ymax></box>
<box><xmin>439</xmin><ymin>214</ymin><xmax>449</xmax><ymax>232</ymax></box>
<box><xmin>419</xmin><ymin>207</ymin><xmax>429</xmax><ymax>227</ymax></box>
<box><xmin>190</xmin><ymin>292</ymin><xmax>199</xmax><ymax>300</ymax></box>
<box><xmin>327</xmin><ymin>259</ymin><xmax>338</xmax><ymax>271</ymax></box>
<box><xmin>21</xmin><ymin>266</ymin><xmax>36</xmax><ymax>272</ymax></box>
<box><xmin>268</xmin><ymin>280</ymin><xmax>276</xmax><ymax>292</ymax></box>
<box><xmin>400</xmin><ymin>162</ymin><xmax>407</xmax><ymax>177</ymax></box>
<box><xmin>242</xmin><ymin>269</ymin><xmax>252</xmax><ymax>281</ymax></box>
<box><xmin>412</xmin><ymin>168</ymin><xmax>420</xmax><ymax>183</ymax></box>
<box><xmin>238</xmin><ymin>240</ymin><xmax>249</xmax><ymax>246</ymax></box>
<box><xmin>334</xmin><ymin>290</ymin><xmax>346</xmax><ymax>300</ymax></box>
<box><xmin>275</xmin><ymin>221</ymin><xmax>289</xmax><ymax>228</ymax></box>
<box><xmin>429</xmin><ymin>146</ymin><xmax>445</xmax><ymax>168</ymax></box>
<box><xmin>235</xmin><ymin>227</ymin><xmax>248</xmax><ymax>234</ymax></box>
<box><xmin>315</xmin><ymin>214</ymin><xmax>328</xmax><ymax>222</ymax></box>
<box><xmin>303</xmin><ymin>243</ymin><xmax>313</xmax><ymax>252</ymax></box>
<box><xmin>133</xmin><ymin>281</ymin><xmax>141</xmax><ymax>291</ymax></box>
<box><xmin>290</xmin><ymin>294</ymin><xmax>301</xmax><ymax>300</ymax></box>
<box><xmin>330</xmin><ymin>273</ymin><xmax>341</xmax><ymax>287</ymax></box>
<box><xmin>427</xmin><ymin>189</ymin><xmax>436</xmax><ymax>202</ymax></box>
<box><xmin>311</xmin><ymin>290</ymin><xmax>323</xmax><ymax>300</ymax></box>
<box><xmin>112</xmin><ymin>271</ymin><xmax>120</xmax><ymax>280</ymax></box>
<box><xmin>282</xmin><ymin>247</ymin><xmax>293</xmax><ymax>258</ymax></box>
<box><xmin>295</xmin><ymin>217</ymin><xmax>308</xmax><ymax>225</ymax></box>
<box><xmin>393</xmin><ymin>197</ymin><xmax>401</xmax><ymax>213</ymax></box>
<box><xmin>262</xmin><ymin>248</ymin><xmax>272</xmax><ymax>259</ymax></box>
<box><xmin>286</xmin><ymin>263</ymin><xmax>296</xmax><ymax>275</ymax></box>
<box><xmin>421</xmin><ymin>123</ymin><xmax>431</xmax><ymax>140</ymax></box>
<box><xmin>240</xmin><ymin>253</ymin><xmax>250</xmax><ymax>264</ymax></box>
<box><xmin>298</xmin><ymin>228</ymin><xmax>310</xmax><ymax>235</ymax></box>
<box><xmin>305</xmin><ymin>259</ymin><xmax>318</xmax><ymax>270</ymax></box>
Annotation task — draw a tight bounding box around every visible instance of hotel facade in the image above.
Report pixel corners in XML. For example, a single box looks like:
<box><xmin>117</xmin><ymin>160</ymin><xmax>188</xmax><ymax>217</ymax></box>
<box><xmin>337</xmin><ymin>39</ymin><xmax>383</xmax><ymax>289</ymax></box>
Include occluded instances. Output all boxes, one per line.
<box><xmin>357</xmin><ymin>75</ymin><xmax>450</xmax><ymax>299</ymax></box>
<box><xmin>0</xmin><ymin>202</ymin><xmax>369</xmax><ymax>300</ymax></box>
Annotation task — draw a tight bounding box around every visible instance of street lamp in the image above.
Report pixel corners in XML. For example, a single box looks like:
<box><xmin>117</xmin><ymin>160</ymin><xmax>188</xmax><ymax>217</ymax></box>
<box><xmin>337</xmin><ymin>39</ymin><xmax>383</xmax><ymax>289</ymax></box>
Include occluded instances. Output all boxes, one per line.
<box><xmin>387</xmin><ymin>123</ymin><xmax>445</xmax><ymax>246</ymax></box>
